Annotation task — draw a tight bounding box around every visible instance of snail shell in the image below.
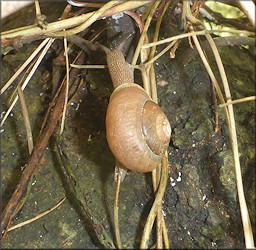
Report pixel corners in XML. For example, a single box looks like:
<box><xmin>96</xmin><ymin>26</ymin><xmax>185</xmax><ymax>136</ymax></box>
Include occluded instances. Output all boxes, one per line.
<box><xmin>106</xmin><ymin>83</ymin><xmax>171</xmax><ymax>173</ymax></box>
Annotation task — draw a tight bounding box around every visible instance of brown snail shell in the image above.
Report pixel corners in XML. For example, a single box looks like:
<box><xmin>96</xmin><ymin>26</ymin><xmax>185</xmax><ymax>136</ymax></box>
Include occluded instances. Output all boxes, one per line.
<box><xmin>106</xmin><ymin>83</ymin><xmax>171</xmax><ymax>173</ymax></box>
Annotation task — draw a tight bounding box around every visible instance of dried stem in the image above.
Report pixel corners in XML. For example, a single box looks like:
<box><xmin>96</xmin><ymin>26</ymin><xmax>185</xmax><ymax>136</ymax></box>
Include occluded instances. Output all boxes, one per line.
<box><xmin>1</xmin><ymin>51</ymin><xmax>86</xmax><ymax>236</ymax></box>
<box><xmin>114</xmin><ymin>165</ymin><xmax>123</xmax><ymax>249</ymax></box>
<box><xmin>1</xmin><ymin>38</ymin><xmax>55</xmax><ymax>127</ymax></box>
<box><xmin>189</xmin><ymin>29</ymin><xmax>231</xmax><ymax>134</ymax></box>
<box><xmin>34</xmin><ymin>0</ymin><xmax>41</xmax><ymax>16</ymax></box>
<box><xmin>219</xmin><ymin>96</ymin><xmax>256</xmax><ymax>107</ymax></box>
<box><xmin>17</xmin><ymin>86</ymin><xmax>34</xmax><ymax>154</ymax></box>
<box><xmin>238</xmin><ymin>0</ymin><xmax>255</xmax><ymax>27</ymax></box>
<box><xmin>204</xmin><ymin>32</ymin><xmax>255</xmax><ymax>249</ymax></box>
<box><xmin>131</xmin><ymin>1</ymin><xmax>160</xmax><ymax>66</ymax></box>
<box><xmin>70</xmin><ymin>64</ymin><xmax>106</xmax><ymax>69</ymax></box>
<box><xmin>1</xmin><ymin>38</ymin><xmax>51</xmax><ymax>95</ymax></box>
<box><xmin>142</xmin><ymin>29</ymin><xmax>255</xmax><ymax>49</ymax></box>
<box><xmin>49</xmin><ymin>1</ymin><xmax>119</xmax><ymax>37</ymax></box>
<box><xmin>184</xmin><ymin>2</ymin><xmax>254</xmax><ymax>245</ymax></box>
<box><xmin>60</xmin><ymin>37</ymin><xmax>70</xmax><ymax>134</ymax></box>
<box><xmin>138</xmin><ymin>2</ymin><xmax>170</xmax><ymax>248</ymax></box>
<box><xmin>140</xmin><ymin>152</ymin><xmax>168</xmax><ymax>249</ymax></box>
<box><xmin>2</xmin><ymin>1</ymin><xmax>151</xmax><ymax>45</ymax></box>
<box><xmin>6</xmin><ymin>197</ymin><xmax>66</xmax><ymax>233</ymax></box>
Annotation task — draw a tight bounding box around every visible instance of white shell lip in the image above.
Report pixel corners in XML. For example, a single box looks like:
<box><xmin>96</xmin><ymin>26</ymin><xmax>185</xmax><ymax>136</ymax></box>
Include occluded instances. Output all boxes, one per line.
<box><xmin>157</xmin><ymin>114</ymin><xmax>172</xmax><ymax>142</ymax></box>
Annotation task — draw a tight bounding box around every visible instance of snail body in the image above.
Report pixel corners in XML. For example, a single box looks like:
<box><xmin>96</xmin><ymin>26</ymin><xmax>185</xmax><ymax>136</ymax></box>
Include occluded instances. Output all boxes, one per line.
<box><xmin>105</xmin><ymin>50</ymin><xmax>171</xmax><ymax>173</ymax></box>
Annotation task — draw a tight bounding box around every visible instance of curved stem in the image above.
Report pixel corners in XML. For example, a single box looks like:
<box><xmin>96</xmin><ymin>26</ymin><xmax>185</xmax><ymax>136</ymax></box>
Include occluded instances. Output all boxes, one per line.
<box><xmin>142</xmin><ymin>29</ymin><xmax>255</xmax><ymax>49</ymax></box>
<box><xmin>131</xmin><ymin>1</ymin><xmax>160</xmax><ymax>66</ymax></box>
<box><xmin>204</xmin><ymin>32</ymin><xmax>255</xmax><ymax>249</ymax></box>
<box><xmin>2</xmin><ymin>1</ymin><xmax>151</xmax><ymax>41</ymax></box>
<box><xmin>49</xmin><ymin>1</ymin><xmax>119</xmax><ymax>37</ymax></box>
<box><xmin>140</xmin><ymin>153</ymin><xmax>168</xmax><ymax>249</ymax></box>
<box><xmin>114</xmin><ymin>165</ymin><xmax>123</xmax><ymax>249</ymax></box>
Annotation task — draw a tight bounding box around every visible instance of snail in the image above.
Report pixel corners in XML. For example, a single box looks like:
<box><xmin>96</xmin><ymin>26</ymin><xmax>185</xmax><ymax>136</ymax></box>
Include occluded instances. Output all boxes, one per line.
<box><xmin>105</xmin><ymin>49</ymin><xmax>171</xmax><ymax>173</ymax></box>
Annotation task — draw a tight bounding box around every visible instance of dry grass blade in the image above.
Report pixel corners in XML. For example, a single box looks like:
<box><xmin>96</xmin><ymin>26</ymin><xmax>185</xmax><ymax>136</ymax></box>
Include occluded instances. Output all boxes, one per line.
<box><xmin>219</xmin><ymin>96</ymin><xmax>256</xmax><ymax>107</ymax></box>
<box><xmin>138</xmin><ymin>2</ymin><xmax>171</xmax><ymax>248</ymax></box>
<box><xmin>60</xmin><ymin>37</ymin><xmax>70</xmax><ymax>134</ymax></box>
<box><xmin>142</xmin><ymin>29</ymin><xmax>255</xmax><ymax>49</ymax></box>
<box><xmin>136</xmin><ymin>2</ymin><xmax>170</xmax><ymax>248</ymax></box>
<box><xmin>148</xmin><ymin>1</ymin><xmax>170</xmax><ymax>69</ymax></box>
<box><xmin>1</xmin><ymin>38</ymin><xmax>55</xmax><ymax>127</ymax></box>
<box><xmin>147</xmin><ymin>4</ymin><xmax>169</xmax><ymax>245</ymax></box>
<box><xmin>17</xmin><ymin>86</ymin><xmax>34</xmax><ymax>154</ymax></box>
<box><xmin>6</xmin><ymin>197</ymin><xmax>66</xmax><ymax>233</ymax></box>
<box><xmin>1</xmin><ymin>51</ymin><xmax>86</xmax><ymax>236</ymax></box>
<box><xmin>70</xmin><ymin>64</ymin><xmax>106</xmax><ymax>69</ymax></box>
<box><xmin>189</xmin><ymin>28</ymin><xmax>231</xmax><ymax>136</ymax></box>
<box><xmin>204</xmin><ymin>33</ymin><xmax>255</xmax><ymax>249</ymax></box>
<box><xmin>114</xmin><ymin>166</ymin><xmax>123</xmax><ymax>249</ymax></box>
<box><xmin>8</xmin><ymin>61</ymin><xmax>35</xmax><ymax>107</ymax></box>
<box><xmin>132</xmin><ymin>1</ymin><xmax>160</xmax><ymax>66</ymax></box>
<box><xmin>181</xmin><ymin>4</ymin><xmax>254</xmax><ymax>246</ymax></box>
<box><xmin>1</xmin><ymin>38</ymin><xmax>51</xmax><ymax>95</ymax></box>
<box><xmin>145</xmin><ymin>40</ymin><xmax>177</xmax><ymax>67</ymax></box>
<box><xmin>147</xmin><ymin>0</ymin><xmax>170</xmax><ymax>103</ymax></box>
<box><xmin>140</xmin><ymin>153</ymin><xmax>168</xmax><ymax>249</ymax></box>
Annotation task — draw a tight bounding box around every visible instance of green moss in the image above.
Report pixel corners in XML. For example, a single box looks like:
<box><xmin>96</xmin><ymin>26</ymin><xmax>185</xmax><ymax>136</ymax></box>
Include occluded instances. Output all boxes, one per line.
<box><xmin>218</xmin><ymin>151</ymin><xmax>237</xmax><ymax>201</ymax></box>
<box><xmin>200</xmin><ymin>205</ymin><xmax>226</xmax><ymax>242</ymax></box>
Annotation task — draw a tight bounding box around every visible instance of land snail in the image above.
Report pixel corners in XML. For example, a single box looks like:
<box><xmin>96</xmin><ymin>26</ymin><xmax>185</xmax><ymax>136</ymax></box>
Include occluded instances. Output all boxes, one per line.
<box><xmin>105</xmin><ymin>49</ymin><xmax>172</xmax><ymax>176</ymax></box>
<box><xmin>66</xmin><ymin>0</ymin><xmax>171</xmax><ymax>175</ymax></box>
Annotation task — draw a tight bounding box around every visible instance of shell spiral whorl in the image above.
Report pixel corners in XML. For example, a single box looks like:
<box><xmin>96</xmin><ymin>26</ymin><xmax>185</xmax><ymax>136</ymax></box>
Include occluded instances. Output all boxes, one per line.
<box><xmin>105</xmin><ymin>50</ymin><xmax>171</xmax><ymax>173</ymax></box>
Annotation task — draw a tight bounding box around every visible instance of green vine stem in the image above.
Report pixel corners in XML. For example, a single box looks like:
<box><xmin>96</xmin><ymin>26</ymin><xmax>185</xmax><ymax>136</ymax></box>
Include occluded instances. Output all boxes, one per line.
<box><xmin>2</xmin><ymin>1</ymin><xmax>151</xmax><ymax>45</ymax></box>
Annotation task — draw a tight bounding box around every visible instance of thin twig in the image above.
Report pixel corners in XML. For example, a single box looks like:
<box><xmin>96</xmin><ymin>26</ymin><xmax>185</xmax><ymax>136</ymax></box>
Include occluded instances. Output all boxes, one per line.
<box><xmin>138</xmin><ymin>3</ymin><xmax>170</xmax><ymax>247</ymax></box>
<box><xmin>147</xmin><ymin>1</ymin><xmax>169</xmax><ymax>102</ymax></box>
<box><xmin>40</xmin><ymin>50</ymin><xmax>83</xmax><ymax>135</ymax></box>
<box><xmin>141</xmin><ymin>31</ymin><xmax>165</xmax><ymax>249</ymax></box>
<box><xmin>211</xmin><ymin>80</ymin><xmax>219</xmax><ymax>133</ymax></box>
<box><xmin>8</xmin><ymin>60</ymin><xmax>35</xmax><ymax>106</ymax></box>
